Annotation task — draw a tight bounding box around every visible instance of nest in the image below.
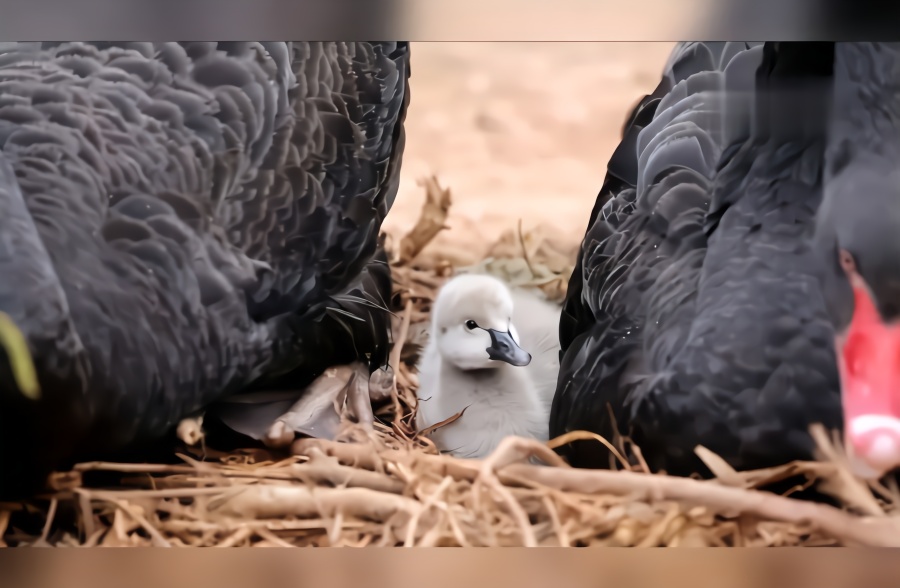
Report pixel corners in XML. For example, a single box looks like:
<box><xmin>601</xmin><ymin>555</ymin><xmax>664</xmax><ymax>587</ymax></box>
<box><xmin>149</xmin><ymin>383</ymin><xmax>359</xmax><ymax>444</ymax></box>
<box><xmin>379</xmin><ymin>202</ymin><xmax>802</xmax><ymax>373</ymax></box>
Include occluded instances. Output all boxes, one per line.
<box><xmin>3</xmin><ymin>177</ymin><xmax>900</xmax><ymax>547</ymax></box>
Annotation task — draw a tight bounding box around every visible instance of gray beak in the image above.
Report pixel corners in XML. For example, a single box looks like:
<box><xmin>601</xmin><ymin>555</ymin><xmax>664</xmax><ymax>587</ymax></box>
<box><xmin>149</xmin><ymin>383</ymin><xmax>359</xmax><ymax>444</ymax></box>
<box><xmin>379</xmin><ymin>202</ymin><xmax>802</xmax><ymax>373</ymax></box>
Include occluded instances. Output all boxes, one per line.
<box><xmin>485</xmin><ymin>328</ymin><xmax>531</xmax><ymax>367</ymax></box>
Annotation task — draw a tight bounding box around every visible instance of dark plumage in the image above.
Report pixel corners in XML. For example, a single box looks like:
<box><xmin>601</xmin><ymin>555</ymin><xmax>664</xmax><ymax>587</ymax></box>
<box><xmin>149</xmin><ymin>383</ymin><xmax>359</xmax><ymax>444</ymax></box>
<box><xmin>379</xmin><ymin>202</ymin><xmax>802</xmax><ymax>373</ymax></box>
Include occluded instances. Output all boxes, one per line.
<box><xmin>551</xmin><ymin>42</ymin><xmax>844</xmax><ymax>476</ymax></box>
<box><xmin>0</xmin><ymin>42</ymin><xmax>410</xmax><ymax>498</ymax></box>
<box><xmin>816</xmin><ymin>44</ymin><xmax>900</xmax><ymax>329</ymax></box>
<box><xmin>814</xmin><ymin>43</ymin><xmax>900</xmax><ymax>479</ymax></box>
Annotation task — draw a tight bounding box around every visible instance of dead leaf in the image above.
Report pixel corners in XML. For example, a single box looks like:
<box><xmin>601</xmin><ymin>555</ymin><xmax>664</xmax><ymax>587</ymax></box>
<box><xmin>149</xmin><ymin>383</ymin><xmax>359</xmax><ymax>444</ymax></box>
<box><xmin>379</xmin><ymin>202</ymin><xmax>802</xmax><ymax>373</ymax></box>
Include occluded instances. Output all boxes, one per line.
<box><xmin>396</xmin><ymin>176</ymin><xmax>452</xmax><ymax>265</ymax></box>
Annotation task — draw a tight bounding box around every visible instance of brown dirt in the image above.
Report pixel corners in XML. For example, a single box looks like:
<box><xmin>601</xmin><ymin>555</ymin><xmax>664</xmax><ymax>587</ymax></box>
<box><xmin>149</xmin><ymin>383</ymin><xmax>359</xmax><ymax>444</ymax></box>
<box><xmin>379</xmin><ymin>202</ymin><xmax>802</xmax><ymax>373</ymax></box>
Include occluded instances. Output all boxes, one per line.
<box><xmin>384</xmin><ymin>42</ymin><xmax>675</xmax><ymax>250</ymax></box>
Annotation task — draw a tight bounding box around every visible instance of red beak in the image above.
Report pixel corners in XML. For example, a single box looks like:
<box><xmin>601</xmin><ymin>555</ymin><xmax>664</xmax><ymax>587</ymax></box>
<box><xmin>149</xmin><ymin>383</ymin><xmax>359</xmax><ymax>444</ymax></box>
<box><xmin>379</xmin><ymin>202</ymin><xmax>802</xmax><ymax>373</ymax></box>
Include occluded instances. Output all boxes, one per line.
<box><xmin>837</xmin><ymin>280</ymin><xmax>900</xmax><ymax>479</ymax></box>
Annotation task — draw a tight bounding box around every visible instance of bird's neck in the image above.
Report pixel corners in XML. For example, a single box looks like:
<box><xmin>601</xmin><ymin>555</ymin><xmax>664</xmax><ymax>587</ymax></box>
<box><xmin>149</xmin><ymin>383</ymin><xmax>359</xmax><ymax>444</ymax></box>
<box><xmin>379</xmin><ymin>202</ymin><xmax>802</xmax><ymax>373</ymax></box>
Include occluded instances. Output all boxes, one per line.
<box><xmin>827</xmin><ymin>43</ymin><xmax>900</xmax><ymax>173</ymax></box>
<box><xmin>439</xmin><ymin>360</ymin><xmax>530</xmax><ymax>400</ymax></box>
<box><xmin>443</xmin><ymin>361</ymin><xmax>510</xmax><ymax>383</ymax></box>
<box><xmin>746</xmin><ymin>44</ymin><xmax>832</xmax><ymax>150</ymax></box>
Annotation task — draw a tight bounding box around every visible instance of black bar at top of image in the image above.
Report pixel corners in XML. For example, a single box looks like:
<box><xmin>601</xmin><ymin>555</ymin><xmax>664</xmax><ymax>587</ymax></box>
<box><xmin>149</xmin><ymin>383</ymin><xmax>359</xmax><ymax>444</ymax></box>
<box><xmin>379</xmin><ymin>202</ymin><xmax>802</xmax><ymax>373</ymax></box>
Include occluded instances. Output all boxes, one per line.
<box><xmin>0</xmin><ymin>0</ymin><xmax>898</xmax><ymax>41</ymax></box>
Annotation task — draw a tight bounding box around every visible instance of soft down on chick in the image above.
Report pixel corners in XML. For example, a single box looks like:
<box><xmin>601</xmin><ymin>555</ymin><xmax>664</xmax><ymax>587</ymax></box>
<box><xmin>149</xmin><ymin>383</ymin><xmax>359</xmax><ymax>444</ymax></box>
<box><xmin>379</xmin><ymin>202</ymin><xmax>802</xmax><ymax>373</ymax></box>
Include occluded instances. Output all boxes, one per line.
<box><xmin>415</xmin><ymin>273</ymin><xmax>560</xmax><ymax>459</ymax></box>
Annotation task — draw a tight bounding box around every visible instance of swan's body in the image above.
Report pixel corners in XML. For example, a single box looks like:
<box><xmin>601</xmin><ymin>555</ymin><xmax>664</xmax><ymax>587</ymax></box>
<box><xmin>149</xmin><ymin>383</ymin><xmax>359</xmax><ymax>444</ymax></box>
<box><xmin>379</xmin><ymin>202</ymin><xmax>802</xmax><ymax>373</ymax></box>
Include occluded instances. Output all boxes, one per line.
<box><xmin>415</xmin><ymin>274</ymin><xmax>560</xmax><ymax>459</ymax></box>
<box><xmin>0</xmin><ymin>42</ymin><xmax>410</xmax><ymax>498</ymax></box>
<box><xmin>552</xmin><ymin>40</ymin><xmax>900</xmax><ymax>481</ymax></box>
<box><xmin>552</xmin><ymin>42</ymin><xmax>842</xmax><ymax>475</ymax></box>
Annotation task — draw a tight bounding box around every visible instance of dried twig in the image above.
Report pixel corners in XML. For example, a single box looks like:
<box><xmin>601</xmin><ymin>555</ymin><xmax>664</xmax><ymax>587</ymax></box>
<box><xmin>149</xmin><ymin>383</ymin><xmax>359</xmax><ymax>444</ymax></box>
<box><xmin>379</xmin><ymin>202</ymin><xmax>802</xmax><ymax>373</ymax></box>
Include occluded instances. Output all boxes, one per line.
<box><xmin>0</xmin><ymin>510</ymin><xmax>10</xmax><ymax>547</ymax></box>
<box><xmin>396</xmin><ymin>176</ymin><xmax>452</xmax><ymax>265</ymax></box>
<box><xmin>2</xmin><ymin>179</ymin><xmax>896</xmax><ymax>548</ymax></box>
<box><xmin>504</xmin><ymin>461</ymin><xmax>900</xmax><ymax>546</ymax></box>
<box><xmin>417</xmin><ymin>406</ymin><xmax>470</xmax><ymax>438</ymax></box>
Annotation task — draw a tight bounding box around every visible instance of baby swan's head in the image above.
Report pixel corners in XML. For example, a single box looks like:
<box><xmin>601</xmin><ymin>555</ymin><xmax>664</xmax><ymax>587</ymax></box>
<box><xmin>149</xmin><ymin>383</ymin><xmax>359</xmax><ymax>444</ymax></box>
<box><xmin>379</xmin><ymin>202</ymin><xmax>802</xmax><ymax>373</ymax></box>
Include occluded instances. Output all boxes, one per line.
<box><xmin>431</xmin><ymin>273</ymin><xmax>532</xmax><ymax>371</ymax></box>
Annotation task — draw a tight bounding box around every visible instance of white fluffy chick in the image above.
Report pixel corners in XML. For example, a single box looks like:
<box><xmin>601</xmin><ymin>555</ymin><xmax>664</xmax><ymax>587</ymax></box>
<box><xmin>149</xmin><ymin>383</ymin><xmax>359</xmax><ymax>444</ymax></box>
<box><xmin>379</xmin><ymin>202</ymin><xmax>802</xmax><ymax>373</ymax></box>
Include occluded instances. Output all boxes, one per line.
<box><xmin>415</xmin><ymin>273</ymin><xmax>561</xmax><ymax>459</ymax></box>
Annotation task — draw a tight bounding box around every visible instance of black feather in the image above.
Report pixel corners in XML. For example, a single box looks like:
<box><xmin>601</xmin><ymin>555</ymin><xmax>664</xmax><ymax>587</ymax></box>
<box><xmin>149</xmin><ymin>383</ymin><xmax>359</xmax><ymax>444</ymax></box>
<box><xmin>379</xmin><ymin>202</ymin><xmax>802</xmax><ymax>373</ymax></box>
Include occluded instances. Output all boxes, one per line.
<box><xmin>552</xmin><ymin>42</ymin><xmax>843</xmax><ymax>477</ymax></box>
<box><xmin>0</xmin><ymin>42</ymin><xmax>410</xmax><ymax>499</ymax></box>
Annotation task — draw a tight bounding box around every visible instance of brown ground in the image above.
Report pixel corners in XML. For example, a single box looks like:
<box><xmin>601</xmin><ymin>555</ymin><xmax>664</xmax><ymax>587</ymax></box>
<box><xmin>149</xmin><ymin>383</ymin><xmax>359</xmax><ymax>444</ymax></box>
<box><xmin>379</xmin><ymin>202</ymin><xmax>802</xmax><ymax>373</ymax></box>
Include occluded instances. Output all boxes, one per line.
<box><xmin>383</xmin><ymin>42</ymin><xmax>676</xmax><ymax>250</ymax></box>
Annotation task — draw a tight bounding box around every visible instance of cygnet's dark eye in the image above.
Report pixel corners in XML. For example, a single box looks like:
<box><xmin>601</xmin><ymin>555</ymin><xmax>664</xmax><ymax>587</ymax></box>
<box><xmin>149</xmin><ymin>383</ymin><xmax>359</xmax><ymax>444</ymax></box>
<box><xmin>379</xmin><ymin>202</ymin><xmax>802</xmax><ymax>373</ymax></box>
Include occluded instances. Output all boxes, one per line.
<box><xmin>465</xmin><ymin>320</ymin><xmax>478</xmax><ymax>330</ymax></box>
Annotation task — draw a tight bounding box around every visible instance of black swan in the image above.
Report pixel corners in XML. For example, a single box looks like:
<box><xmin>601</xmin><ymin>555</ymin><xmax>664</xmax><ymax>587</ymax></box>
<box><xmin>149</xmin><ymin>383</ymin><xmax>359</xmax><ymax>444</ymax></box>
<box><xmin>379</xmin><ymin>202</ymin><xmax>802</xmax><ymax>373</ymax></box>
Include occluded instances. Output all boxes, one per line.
<box><xmin>551</xmin><ymin>41</ymin><xmax>856</xmax><ymax>477</ymax></box>
<box><xmin>0</xmin><ymin>42</ymin><xmax>410</xmax><ymax>498</ymax></box>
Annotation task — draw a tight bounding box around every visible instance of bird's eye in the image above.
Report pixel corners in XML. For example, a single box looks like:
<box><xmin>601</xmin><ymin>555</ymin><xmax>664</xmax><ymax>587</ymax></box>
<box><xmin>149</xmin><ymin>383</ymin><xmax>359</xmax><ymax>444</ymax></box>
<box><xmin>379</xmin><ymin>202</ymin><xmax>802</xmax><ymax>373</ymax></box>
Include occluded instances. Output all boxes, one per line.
<box><xmin>839</xmin><ymin>248</ymin><xmax>857</xmax><ymax>274</ymax></box>
<box><xmin>465</xmin><ymin>320</ymin><xmax>478</xmax><ymax>330</ymax></box>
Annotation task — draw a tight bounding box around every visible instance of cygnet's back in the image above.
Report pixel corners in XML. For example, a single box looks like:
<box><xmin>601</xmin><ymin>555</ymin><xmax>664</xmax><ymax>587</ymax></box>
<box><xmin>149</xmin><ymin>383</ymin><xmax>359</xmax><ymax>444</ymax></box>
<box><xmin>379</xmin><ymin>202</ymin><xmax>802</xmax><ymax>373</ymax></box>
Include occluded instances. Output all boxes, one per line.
<box><xmin>415</xmin><ymin>273</ymin><xmax>561</xmax><ymax>459</ymax></box>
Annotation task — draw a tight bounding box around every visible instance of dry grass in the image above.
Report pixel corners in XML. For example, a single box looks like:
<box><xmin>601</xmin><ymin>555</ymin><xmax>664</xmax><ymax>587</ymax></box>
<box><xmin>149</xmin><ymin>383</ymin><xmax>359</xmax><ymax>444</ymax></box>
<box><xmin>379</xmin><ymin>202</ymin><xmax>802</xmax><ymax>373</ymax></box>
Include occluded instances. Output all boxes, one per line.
<box><xmin>3</xmin><ymin>177</ymin><xmax>900</xmax><ymax>548</ymax></box>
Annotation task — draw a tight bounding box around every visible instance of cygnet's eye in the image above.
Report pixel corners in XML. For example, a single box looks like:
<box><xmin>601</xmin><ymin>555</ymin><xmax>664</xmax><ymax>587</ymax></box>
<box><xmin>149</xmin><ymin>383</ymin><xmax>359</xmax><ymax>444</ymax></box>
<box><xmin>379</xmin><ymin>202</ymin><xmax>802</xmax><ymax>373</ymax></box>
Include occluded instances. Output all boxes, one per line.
<box><xmin>465</xmin><ymin>320</ymin><xmax>478</xmax><ymax>330</ymax></box>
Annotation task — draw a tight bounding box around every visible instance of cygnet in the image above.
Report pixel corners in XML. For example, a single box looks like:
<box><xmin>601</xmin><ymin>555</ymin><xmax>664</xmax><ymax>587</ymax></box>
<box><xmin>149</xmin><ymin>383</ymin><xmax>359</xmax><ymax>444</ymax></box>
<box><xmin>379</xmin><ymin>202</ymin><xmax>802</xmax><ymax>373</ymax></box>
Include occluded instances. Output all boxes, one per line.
<box><xmin>415</xmin><ymin>273</ymin><xmax>561</xmax><ymax>459</ymax></box>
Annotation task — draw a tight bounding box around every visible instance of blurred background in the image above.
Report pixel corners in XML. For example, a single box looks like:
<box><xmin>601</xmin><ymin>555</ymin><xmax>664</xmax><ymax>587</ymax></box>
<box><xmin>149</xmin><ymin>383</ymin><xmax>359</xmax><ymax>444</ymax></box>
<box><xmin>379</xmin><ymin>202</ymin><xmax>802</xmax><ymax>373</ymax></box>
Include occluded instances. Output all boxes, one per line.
<box><xmin>383</xmin><ymin>42</ymin><xmax>674</xmax><ymax>253</ymax></box>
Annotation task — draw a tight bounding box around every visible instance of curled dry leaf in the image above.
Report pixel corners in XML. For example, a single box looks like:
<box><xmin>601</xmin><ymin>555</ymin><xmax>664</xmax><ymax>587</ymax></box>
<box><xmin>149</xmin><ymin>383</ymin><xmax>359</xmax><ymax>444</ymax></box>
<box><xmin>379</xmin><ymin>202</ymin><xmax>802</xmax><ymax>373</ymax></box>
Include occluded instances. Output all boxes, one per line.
<box><xmin>396</xmin><ymin>176</ymin><xmax>453</xmax><ymax>266</ymax></box>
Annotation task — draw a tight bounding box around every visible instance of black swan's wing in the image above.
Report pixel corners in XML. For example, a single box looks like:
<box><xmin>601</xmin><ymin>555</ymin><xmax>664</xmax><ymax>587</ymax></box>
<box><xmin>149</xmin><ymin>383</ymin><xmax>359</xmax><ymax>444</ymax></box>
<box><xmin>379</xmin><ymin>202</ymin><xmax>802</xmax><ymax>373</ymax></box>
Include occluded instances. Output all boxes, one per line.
<box><xmin>0</xmin><ymin>42</ymin><xmax>410</xmax><ymax>497</ymax></box>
